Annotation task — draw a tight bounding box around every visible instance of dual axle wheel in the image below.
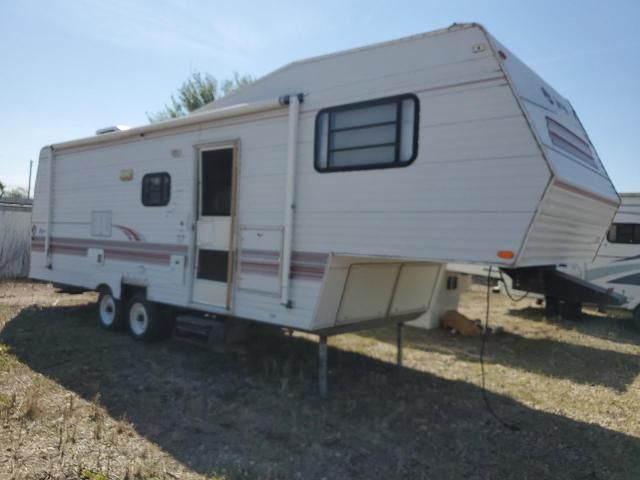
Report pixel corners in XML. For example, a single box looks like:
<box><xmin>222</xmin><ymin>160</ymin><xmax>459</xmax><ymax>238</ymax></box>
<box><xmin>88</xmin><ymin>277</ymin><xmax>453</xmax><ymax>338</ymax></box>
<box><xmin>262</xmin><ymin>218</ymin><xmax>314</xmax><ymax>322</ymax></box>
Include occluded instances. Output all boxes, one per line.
<box><xmin>97</xmin><ymin>289</ymin><xmax>172</xmax><ymax>341</ymax></box>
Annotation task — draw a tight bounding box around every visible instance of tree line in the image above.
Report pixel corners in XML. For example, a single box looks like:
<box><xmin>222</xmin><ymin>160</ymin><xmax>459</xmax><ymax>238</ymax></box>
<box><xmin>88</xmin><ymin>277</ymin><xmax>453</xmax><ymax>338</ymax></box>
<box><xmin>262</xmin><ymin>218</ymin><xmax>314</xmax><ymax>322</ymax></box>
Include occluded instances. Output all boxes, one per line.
<box><xmin>147</xmin><ymin>71</ymin><xmax>254</xmax><ymax>122</ymax></box>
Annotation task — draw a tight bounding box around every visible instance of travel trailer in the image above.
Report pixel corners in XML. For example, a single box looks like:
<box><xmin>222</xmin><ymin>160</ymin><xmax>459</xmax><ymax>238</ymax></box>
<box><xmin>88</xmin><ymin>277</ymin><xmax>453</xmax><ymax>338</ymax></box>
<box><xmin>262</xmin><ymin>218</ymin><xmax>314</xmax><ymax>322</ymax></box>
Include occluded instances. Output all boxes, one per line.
<box><xmin>30</xmin><ymin>23</ymin><xmax>619</xmax><ymax>392</ymax></box>
<box><xmin>564</xmin><ymin>193</ymin><xmax>640</xmax><ymax>327</ymax></box>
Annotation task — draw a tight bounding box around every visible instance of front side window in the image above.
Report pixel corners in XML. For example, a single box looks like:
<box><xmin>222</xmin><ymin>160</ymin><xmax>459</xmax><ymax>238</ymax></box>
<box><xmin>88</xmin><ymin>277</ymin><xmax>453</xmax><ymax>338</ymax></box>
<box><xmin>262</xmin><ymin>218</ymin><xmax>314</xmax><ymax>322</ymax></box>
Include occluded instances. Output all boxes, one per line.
<box><xmin>314</xmin><ymin>94</ymin><xmax>419</xmax><ymax>172</ymax></box>
<box><xmin>546</xmin><ymin>117</ymin><xmax>598</xmax><ymax>170</ymax></box>
<box><xmin>607</xmin><ymin>223</ymin><xmax>640</xmax><ymax>244</ymax></box>
<box><xmin>142</xmin><ymin>172</ymin><xmax>171</xmax><ymax>206</ymax></box>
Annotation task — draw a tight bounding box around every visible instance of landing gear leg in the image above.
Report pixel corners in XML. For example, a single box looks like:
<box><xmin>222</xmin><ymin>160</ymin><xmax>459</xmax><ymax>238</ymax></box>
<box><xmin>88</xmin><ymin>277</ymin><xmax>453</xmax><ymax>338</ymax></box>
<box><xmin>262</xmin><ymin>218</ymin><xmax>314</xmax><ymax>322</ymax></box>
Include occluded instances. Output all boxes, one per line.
<box><xmin>318</xmin><ymin>335</ymin><xmax>328</xmax><ymax>398</ymax></box>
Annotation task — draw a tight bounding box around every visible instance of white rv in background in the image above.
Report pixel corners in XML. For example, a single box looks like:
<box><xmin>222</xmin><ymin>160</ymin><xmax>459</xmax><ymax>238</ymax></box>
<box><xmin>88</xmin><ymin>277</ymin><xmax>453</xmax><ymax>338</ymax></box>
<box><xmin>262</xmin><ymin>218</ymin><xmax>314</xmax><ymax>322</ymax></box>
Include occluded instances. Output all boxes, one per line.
<box><xmin>568</xmin><ymin>194</ymin><xmax>640</xmax><ymax>326</ymax></box>
<box><xmin>449</xmin><ymin>195</ymin><xmax>640</xmax><ymax>329</ymax></box>
<box><xmin>30</xmin><ymin>23</ymin><xmax>619</xmax><ymax>348</ymax></box>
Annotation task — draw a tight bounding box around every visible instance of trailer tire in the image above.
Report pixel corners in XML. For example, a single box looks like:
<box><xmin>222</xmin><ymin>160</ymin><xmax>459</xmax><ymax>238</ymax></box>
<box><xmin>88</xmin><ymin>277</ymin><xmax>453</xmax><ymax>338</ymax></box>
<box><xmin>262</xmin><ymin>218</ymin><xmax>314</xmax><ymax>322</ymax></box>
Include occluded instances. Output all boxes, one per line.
<box><xmin>97</xmin><ymin>288</ymin><xmax>124</xmax><ymax>330</ymax></box>
<box><xmin>126</xmin><ymin>294</ymin><xmax>172</xmax><ymax>342</ymax></box>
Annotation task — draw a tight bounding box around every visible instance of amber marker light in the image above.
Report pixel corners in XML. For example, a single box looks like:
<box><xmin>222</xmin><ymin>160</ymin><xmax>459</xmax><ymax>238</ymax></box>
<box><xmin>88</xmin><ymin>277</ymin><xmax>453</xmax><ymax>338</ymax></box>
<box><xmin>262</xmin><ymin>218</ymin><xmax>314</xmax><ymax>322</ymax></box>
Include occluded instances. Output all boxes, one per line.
<box><xmin>497</xmin><ymin>250</ymin><xmax>514</xmax><ymax>260</ymax></box>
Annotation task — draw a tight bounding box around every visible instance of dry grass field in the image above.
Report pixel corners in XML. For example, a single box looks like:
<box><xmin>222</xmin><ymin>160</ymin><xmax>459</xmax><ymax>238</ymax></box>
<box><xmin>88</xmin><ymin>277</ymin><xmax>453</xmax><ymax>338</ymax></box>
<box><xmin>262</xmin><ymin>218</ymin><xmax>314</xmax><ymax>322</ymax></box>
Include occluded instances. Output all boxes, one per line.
<box><xmin>0</xmin><ymin>280</ymin><xmax>639</xmax><ymax>479</ymax></box>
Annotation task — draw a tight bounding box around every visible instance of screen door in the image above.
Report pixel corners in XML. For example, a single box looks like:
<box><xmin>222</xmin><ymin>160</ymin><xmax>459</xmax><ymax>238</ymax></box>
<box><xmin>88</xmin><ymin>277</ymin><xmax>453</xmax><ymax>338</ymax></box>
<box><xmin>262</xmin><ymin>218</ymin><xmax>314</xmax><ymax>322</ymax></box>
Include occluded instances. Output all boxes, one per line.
<box><xmin>192</xmin><ymin>146</ymin><xmax>235</xmax><ymax>307</ymax></box>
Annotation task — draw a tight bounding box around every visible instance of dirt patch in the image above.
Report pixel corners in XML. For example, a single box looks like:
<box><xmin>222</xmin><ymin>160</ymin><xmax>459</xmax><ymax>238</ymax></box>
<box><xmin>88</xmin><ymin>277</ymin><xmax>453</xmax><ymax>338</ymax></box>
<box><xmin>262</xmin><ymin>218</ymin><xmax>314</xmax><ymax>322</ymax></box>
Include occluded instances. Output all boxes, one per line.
<box><xmin>0</xmin><ymin>280</ymin><xmax>639</xmax><ymax>479</ymax></box>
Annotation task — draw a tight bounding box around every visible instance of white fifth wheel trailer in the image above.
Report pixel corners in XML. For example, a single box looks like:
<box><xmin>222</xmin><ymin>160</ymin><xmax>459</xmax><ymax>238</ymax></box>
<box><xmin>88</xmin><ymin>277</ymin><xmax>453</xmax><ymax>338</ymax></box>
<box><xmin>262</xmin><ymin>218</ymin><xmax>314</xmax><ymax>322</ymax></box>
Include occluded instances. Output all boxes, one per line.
<box><xmin>30</xmin><ymin>23</ymin><xmax>619</xmax><ymax>391</ymax></box>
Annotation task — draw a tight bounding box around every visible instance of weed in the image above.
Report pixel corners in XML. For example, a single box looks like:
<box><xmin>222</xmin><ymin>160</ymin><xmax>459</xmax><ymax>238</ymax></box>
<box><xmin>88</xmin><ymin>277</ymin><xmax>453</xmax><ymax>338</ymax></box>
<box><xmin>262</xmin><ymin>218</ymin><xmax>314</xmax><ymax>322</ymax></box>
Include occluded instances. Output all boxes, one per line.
<box><xmin>90</xmin><ymin>393</ymin><xmax>105</xmax><ymax>440</ymax></box>
<box><xmin>0</xmin><ymin>343</ymin><xmax>15</xmax><ymax>370</ymax></box>
<box><xmin>18</xmin><ymin>381</ymin><xmax>42</xmax><ymax>421</ymax></box>
<box><xmin>0</xmin><ymin>391</ymin><xmax>16</xmax><ymax>422</ymax></box>
<box><xmin>80</xmin><ymin>466</ymin><xmax>110</xmax><ymax>480</ymax></box>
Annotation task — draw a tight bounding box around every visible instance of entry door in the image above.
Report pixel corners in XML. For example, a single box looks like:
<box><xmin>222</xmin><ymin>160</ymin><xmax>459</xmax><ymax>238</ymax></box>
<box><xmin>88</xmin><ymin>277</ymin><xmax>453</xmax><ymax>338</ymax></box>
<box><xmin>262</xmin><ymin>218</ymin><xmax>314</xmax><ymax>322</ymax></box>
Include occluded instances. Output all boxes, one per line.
<box><xmin>192</xmin><ymin>146</ymin><xmax>235</xmax><ymax>307</ymax></box>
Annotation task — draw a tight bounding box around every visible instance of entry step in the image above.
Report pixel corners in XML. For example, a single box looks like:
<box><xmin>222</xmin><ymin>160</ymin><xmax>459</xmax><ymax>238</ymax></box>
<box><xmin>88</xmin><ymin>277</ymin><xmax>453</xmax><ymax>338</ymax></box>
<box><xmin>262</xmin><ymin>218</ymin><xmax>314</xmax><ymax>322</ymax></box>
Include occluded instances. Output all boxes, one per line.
<box><xmin>175</xmin><ymin>315</ymin><xmax>247</xmax><ymax>347</ymax></box>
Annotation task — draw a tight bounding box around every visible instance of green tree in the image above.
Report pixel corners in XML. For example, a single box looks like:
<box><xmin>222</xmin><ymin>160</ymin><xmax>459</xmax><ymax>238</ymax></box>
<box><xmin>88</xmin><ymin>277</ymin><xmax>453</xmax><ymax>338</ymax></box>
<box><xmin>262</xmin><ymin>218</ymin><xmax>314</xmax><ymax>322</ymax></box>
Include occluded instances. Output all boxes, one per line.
<box><xmin>0</xmin><ymin>180</ymin><xmax>4</xmax><ymax>198</ymax></box>
<box><xmin>147</xmin><ymin>71</ymin><xmax>254</xmax><ymax>123</ymax></box>
<box><xmin>5</xmin><ymin>187</ymin><xmax>27</xmax><ymax>199</ymax></box>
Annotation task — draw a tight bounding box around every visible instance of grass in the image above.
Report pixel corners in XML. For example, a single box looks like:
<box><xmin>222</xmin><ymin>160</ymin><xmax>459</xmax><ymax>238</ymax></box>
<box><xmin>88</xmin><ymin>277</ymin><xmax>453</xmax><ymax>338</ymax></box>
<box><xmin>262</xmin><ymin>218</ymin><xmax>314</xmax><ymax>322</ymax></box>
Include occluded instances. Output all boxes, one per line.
<box><xmin>0</xmin><ymin>280</ymin><xmax>638</xmax><ymax>479</ymax></box>
<box><xmin>0</xmin><ymin>343</ymin><xmax>15</xmax><ymax>370</ymax></box>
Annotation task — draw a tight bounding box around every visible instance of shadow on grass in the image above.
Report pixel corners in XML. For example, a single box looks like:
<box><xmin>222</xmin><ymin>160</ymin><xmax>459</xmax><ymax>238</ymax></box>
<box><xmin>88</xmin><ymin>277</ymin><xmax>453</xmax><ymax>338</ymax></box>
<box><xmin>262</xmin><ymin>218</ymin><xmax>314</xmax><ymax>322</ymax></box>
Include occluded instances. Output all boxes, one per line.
<box><xmin>359</xmin><ymin>321</ymin><xmax>640</xmax><ymax>392</ymax></box>
<box><xmin>507</xmin><ymin>305</ymin><xmax>640</xmax><ymax>348</ymax></box>
<box><xmin>1</xmin><ymin>302</ymin><xmax>640</xmax><ymax>480</ymax></box>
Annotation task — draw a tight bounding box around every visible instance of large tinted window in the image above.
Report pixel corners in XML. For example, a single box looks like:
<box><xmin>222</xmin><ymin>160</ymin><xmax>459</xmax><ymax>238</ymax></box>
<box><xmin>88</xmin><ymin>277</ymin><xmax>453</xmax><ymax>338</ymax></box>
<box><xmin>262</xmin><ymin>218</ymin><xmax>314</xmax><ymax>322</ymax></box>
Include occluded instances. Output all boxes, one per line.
<box><xmin>201</xmin><ymin>148</ymin><xmax>233</xmax><ymax>216</ymax></box>
<box><xmin>141</xmin><ymin>172</ymin><xmax>171</xmax><ymax>207</ymax></box>
<box><xmin>607</xmin><ymin>223</ymin><xmax>640</xmax><ymax>244</ymax></box>
<box><xmin>314</xmin><ymin>94</ymin><xmax>419</xmax><ymax>172</ymax></box>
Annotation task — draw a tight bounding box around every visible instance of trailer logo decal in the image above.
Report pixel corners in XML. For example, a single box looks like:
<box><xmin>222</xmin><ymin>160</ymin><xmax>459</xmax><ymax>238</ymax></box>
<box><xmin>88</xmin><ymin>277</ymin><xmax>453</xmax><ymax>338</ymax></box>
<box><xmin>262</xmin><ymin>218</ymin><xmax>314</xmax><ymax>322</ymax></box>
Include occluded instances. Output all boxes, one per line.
<box><xmin>114</xmin><ymin>225</ymin><xmax>145</xmax><ymax>242</ymax></box>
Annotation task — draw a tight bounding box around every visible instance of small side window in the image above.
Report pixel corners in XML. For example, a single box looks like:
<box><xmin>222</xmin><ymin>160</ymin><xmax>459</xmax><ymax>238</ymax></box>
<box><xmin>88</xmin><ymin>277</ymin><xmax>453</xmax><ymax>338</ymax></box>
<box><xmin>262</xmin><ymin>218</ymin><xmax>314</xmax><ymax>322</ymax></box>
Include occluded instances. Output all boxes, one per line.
<box><xmin>314</xmin><ymin>94</ymin><xmax>419</xmax><ymax>172</ymax></box>
<box><xmin>142</xmin><ymin>172</ymin><xmax>171</xmax><ymax>207</ymax></box>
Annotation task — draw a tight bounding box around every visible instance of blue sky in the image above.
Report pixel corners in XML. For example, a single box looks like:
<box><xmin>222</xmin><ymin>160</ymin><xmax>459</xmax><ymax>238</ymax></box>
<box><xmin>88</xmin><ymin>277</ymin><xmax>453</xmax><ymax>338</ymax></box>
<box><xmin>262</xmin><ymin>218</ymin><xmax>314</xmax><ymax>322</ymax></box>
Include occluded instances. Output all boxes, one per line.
<box><xmin>1</xmin><ymin>0</ymin><xmax>638</xmax><ymax>192</ymax></box>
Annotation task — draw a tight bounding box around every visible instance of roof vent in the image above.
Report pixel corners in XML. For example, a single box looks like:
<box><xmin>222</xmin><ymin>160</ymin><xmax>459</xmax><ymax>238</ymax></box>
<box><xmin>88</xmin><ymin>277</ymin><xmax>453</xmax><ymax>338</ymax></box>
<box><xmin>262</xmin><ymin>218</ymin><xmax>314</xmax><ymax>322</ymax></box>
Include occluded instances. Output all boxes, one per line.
<box><xmin>95</xmin><ymin>125</ymin><xmax>131</xmax><ymax>135</ymax></box>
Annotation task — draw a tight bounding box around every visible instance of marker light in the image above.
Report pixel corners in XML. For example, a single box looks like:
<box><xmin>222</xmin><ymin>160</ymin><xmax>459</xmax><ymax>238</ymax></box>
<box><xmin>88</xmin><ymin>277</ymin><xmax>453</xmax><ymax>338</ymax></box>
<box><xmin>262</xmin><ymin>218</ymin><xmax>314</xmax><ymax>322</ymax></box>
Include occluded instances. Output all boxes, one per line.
<box><xmin>497</xmin><ymin>250</ymin><xmax>514</xmax><ymax>259</ymax></box>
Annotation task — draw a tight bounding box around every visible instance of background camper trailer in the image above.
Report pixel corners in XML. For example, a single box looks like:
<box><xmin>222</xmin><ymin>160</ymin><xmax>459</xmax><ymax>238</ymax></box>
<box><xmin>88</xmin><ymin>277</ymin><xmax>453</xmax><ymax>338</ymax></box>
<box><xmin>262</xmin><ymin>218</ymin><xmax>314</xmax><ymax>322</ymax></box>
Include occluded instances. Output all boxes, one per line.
<box><xmin>549</xmin><ymin>193</ymin><xmax>640</xmax><ymax>328</ymax></box>
<box><xmin>30</xmin><ymin>23</ymin><xmax>620</xmax><ymax>393</ymax></box>
<box><xmin>450</xmin><ymin>195</ymin><xmax>640</xmax><ymax>328</ymax></box>
<box><xmin>0</xmin><ymin>198</ymin><xmax>32</xmax><ymax>278</ymax></box>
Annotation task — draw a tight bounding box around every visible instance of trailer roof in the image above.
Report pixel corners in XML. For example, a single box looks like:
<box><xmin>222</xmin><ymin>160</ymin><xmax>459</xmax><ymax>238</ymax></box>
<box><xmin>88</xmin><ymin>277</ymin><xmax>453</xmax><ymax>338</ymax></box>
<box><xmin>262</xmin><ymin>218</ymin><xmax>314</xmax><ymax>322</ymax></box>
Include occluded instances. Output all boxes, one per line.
<box><xmin>46</xmin><ymin>22</ymin><xmax>482</xmax><ymax>154</ymax></box>
<box><xmin>198</xmin><ymin>22</ymin><xmax>480</xmax><ymax>112</ymax></box>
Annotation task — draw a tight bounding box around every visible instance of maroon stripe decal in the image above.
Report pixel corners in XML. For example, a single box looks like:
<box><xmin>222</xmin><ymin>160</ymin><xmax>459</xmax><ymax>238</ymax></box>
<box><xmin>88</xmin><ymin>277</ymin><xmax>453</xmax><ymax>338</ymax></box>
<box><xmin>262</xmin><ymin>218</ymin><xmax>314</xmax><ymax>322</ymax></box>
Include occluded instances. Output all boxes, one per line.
<box><xmin>107</xmin><ymin>250</ymin><xmax>170</xmax><ymax>265</ymax></box>
<box><xmin>114</xmin><ymin>225</ymin><xmax>142</xmax><ymax>241</ymax></box>
<box><xmin>52</xmin><ymin>245</ymin><xmax>85</xmax><ymax>256</ymax></box>
<box><xmin>240</xmin><ymin>249</ymin><xmax>281</xmax><ymax>259</ymax></box>
<box><xmin>31</xmin><ymin>239</ymin><xmax>179</xmax><ymax>265</ymax></box>
<box><xmin>240</xmin><ymin>261</ymin><xmax>279</xmax><ymax>273</ymax></box>
<box><xmin>239</xmin><ymin>251</ymin><xmax>327</xmax><ymax>280</ymax></box>
<box><xmin>32</xmin><ymin>236</ymin><xmax>188</xmax><ymax>253</ymax></box>
<box><xmin>292</xmin><ymin>251</ymin><xmax>329</xmax><ymax>263</ymax></box>
<box><xmin>35</xmin><ymin>238</ymin><xmax>328</xmax><ymax>279</ymax></box>
<box><xmin>240</xmin><ymin>265</ymin><xmax>280</xmax><ymax>276</ymax></box>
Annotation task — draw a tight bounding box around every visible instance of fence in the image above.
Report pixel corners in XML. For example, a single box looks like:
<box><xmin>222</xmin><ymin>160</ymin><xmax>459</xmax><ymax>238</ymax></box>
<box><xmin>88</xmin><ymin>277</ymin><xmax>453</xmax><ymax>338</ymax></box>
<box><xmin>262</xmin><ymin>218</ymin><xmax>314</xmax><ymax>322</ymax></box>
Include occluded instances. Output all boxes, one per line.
<box><xmin>0</xmin><ymin>200</ymin><xmax>32</xmax><ymax>279</ymax></box>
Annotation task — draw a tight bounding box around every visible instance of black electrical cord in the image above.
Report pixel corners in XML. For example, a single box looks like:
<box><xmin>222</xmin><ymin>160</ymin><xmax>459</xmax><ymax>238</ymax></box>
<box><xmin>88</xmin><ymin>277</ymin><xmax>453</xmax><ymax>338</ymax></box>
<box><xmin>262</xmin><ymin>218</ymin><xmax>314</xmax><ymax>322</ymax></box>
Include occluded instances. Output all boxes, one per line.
<box><xmin>480</xmin><ymin>266</ymin><xmax>521</xmax><ymax>431</ymax></box>
<box><xmin>498</xmin><ymin>269</ymin><xmax>529</xmax><ymax>303</ymax></box>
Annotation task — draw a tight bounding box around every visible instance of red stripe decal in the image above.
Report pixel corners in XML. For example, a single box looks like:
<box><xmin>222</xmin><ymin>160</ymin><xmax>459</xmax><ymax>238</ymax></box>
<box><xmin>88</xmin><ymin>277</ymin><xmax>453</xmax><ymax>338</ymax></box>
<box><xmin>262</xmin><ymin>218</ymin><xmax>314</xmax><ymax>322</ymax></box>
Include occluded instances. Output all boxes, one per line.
<box><xmin>31</xmin><ymin>237</ymin><xmax>187</xmax><ymax>253</ymax></box>
<box><xmin>31</xmin><ymin>238</ymin><xmax>182</xmax><ymax>265</ymax></box>
<box><xmin>239</xmin><ymin>249</ymin><xmax>327</xmax><ymax>281</ymax></box>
